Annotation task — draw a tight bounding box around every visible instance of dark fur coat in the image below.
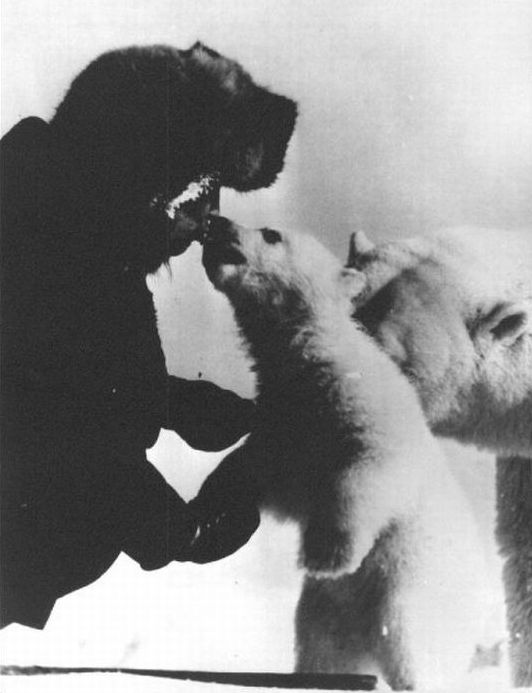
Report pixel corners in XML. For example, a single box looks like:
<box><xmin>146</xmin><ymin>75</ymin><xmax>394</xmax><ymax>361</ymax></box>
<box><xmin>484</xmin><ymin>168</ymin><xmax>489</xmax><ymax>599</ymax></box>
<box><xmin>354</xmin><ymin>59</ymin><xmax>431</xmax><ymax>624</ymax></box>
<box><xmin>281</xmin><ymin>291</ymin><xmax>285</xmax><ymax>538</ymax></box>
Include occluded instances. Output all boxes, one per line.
<box><xmin>0</xmin><ymin>43</ymin><xmax>297</xmax><ymax>627</ymax></box>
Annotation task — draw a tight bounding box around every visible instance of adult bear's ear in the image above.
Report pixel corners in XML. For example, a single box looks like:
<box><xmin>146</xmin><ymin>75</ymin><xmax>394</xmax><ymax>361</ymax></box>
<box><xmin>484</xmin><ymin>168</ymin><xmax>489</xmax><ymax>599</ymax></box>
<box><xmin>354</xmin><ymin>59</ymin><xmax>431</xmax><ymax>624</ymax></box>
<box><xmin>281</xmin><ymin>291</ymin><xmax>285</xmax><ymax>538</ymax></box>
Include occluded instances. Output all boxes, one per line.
<box><xmin>474</xmin><ymin>301</ymin><xmax>530</xmax><ymax>347</ymax></box>
<box><xmin>226</xmin><ymin>92</ymin><xmax>298</xmax><ymax>191</ymax></box>
<box><xmin>340</xmin><ymin>267</ymin><xmax>367</xmax><ymax>300</ymax></box>
<box><xmin>189</xmin><ymin>42</ymin><xmax>221</xmax><ymax>60</ymax></box>
<box><xmin>346</xmin><ymin>231</ymin><xmax>375</xmax><ymax>268</ymax></box>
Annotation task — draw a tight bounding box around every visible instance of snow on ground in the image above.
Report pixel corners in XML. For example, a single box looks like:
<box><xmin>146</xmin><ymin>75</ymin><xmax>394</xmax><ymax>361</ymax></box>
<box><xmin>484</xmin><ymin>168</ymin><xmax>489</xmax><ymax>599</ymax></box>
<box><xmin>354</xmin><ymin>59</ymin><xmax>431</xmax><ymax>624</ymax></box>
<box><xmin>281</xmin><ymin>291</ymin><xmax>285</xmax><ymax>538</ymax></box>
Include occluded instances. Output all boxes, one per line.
<box><xmin>1</xmin><ymin>673</ymin><xmax>217</xmax><ymax>693</ymax></box>
<box><xmin>0</xmin><ymin>667</ymin><xmax>523</xmax><ymax>693</ymax></box>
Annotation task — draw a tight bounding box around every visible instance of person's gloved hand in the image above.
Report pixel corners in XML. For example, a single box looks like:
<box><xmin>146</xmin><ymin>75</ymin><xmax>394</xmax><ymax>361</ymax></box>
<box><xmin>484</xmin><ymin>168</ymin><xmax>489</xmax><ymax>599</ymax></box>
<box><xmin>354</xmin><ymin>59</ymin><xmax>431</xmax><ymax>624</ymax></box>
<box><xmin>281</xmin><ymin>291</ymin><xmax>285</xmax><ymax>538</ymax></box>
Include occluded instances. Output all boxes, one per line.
<box><xmin>185</xmin><ymin>496</ymin><xmax>260</xmax><ymax>564</ymax></box>
<box><xmin>183</xmin><ymin>447</ymin><xmax>261</xmax><ymax>563</ymax></box>
<box><xmin>166</xmin><ymin>376</ymin><xmax>257</xmax><ymax>451</ymax></box>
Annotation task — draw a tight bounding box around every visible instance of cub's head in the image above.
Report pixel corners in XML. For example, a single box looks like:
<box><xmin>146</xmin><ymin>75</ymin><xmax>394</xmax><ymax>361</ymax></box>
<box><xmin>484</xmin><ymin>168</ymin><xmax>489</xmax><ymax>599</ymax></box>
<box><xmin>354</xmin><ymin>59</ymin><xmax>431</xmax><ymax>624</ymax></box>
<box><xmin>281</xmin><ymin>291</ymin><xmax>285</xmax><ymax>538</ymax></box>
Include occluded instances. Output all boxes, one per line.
<box><xmin>347</xmin><ymin>228</ymin><xmax>532</xmax><ymax>454</ymax></box>
<box><xmin>203</xmin><ymin>216</ymin><xmax>365</xmax><ymax>328</ymax></box>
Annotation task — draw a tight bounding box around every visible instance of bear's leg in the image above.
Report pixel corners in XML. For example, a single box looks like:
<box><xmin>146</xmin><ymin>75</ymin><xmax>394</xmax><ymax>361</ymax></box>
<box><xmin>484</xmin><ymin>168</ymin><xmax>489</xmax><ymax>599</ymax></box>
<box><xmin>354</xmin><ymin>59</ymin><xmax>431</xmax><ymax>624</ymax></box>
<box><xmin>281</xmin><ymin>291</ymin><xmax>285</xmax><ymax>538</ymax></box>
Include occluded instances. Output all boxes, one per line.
<box><xmin>367</xmin><ymin>527</ymin><xmax>419</xmax><ymax>691</ymax></box>
<box><xmin>376</xmin><ymin>569</ymin><xmax>447</xmax><ymax>692</ymax></box>
<box><xmin>295</xmin><ymin>554</ymin><xmax>416</xmax><ymax>690</ymax></box>
<box><xmin>301</xmin><ymin>456</ymin><xmax>425</xmax><ymax>578</ymax></box>
<box><xmin>295</xmin><ymin>573</ymin><xmax>384</xmax><ymax>677</ymax></box>
<box><xmin>374</xmin><ymin>499</ymin><xmax>486</xmax><ymax>691</ymax></box>
<box><xmin>496</xmin><ymin>456</ymin><xmax>532</xmax><ymax>688</ymax></box>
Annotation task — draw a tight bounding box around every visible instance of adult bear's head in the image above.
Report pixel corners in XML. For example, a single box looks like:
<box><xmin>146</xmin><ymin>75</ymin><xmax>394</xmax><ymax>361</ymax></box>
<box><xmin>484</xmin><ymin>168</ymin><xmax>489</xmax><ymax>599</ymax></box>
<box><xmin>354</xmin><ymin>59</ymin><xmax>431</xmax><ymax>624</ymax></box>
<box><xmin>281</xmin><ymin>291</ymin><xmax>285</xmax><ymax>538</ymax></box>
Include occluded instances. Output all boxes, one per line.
<box><xmin>346</xmin><ymin>227</ymin><xmax>532</xmax><ymax>456</ymax></box>
<box><xmin>50</xmin><ymin>43</ymin><xmax>297</xmax><ymax>270</ymax></box>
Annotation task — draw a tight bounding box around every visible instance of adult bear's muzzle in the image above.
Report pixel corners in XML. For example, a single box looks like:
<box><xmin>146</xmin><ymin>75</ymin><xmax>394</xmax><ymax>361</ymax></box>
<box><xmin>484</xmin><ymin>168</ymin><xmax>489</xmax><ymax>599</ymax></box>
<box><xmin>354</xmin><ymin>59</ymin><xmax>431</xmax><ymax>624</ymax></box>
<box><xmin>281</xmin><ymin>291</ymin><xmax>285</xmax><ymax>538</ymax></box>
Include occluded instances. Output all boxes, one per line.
<box><xmin>219</xmin><ymin>90</ymin><xmax>298</xmax><ymax>192</ymax></box>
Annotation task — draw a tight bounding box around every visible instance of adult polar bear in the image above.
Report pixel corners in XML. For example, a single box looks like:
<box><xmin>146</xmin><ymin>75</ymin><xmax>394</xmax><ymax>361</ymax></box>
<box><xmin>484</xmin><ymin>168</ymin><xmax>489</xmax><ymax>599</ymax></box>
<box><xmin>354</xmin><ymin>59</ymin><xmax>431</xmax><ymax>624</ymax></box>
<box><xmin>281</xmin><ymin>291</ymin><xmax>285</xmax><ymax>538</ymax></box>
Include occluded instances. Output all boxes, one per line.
<box><xmin>347</xmin><ymin>226</ymin><xmax>532</xmax><ymax>687</ymax></box>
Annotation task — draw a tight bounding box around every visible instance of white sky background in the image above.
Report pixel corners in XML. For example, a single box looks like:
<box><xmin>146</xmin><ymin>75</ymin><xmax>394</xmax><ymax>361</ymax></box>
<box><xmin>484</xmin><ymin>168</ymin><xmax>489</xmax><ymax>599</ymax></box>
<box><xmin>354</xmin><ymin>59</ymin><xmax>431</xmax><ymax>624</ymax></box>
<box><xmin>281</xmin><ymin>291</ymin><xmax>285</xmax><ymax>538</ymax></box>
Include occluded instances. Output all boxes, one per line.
<box><xmin>1</xmin><ymin>0</ymin><xmax>531</xmax><ymax>681</ymax></box>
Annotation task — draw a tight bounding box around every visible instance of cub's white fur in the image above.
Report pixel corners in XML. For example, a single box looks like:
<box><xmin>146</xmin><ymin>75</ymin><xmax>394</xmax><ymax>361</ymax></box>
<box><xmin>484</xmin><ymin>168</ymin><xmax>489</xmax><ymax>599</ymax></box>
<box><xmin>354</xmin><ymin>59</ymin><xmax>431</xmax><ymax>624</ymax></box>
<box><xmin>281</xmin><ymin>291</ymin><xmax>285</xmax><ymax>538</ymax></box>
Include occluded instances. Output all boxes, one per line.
<box><xmin>204</xmin><ymin>220</ymin><xmax>486</xmax><ymax>690</ymax></box>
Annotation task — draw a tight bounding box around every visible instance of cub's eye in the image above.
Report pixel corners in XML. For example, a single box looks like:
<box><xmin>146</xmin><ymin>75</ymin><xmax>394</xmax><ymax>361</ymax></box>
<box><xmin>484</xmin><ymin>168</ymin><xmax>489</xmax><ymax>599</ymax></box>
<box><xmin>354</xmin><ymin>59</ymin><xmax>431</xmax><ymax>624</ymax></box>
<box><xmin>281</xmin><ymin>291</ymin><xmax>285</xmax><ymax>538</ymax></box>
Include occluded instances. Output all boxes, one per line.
<box><xmin>261</xmin><ymin>228</ymin><xmax>282</xmax><ymax>245</ymax></box>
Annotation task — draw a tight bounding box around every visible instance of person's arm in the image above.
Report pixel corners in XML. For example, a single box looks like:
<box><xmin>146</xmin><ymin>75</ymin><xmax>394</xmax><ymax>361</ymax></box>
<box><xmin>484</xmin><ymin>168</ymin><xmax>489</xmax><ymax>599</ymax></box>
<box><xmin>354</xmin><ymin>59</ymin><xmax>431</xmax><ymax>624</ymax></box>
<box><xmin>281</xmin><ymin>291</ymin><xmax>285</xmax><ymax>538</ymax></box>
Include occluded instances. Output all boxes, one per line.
<box><xmin>165</xmin><ymin>375</ymin><xmax>256</xmax><ymax>451</ymax></box>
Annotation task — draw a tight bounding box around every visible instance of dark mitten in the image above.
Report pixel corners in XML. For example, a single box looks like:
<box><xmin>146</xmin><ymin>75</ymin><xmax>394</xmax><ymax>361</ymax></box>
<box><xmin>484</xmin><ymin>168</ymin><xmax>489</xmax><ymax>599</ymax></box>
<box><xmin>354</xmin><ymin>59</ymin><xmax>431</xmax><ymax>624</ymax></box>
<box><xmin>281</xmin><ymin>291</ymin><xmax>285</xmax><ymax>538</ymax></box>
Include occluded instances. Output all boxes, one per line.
<box><xmin>184</xmin><ymin>447</ymin><xmax>261</xmax><ymax>563</ymax></box>
<box><xmin>185</xmin><ymin>497</ymin><xmax>260</xmax><ymax>564</ymax></box>
<box><xmin>120</xmin><ymin>458</ymin><xmax>198</xmax><ymax>571</ymax></box>
<box><xmin>166</xmin><ymin>376</ymin><xmax>256</xmax><ymax>451</ymax></box>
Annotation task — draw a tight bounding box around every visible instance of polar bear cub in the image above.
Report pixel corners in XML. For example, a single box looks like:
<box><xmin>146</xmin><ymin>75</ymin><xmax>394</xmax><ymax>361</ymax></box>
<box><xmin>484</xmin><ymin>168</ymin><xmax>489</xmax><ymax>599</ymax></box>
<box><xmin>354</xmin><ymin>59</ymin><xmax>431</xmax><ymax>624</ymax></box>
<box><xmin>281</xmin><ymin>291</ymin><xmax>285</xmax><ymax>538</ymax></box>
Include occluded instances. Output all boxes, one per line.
<box><xmin>202</xmin><ymin>216</ymin><xmax>487</xmax><ymax>690</ymax></box>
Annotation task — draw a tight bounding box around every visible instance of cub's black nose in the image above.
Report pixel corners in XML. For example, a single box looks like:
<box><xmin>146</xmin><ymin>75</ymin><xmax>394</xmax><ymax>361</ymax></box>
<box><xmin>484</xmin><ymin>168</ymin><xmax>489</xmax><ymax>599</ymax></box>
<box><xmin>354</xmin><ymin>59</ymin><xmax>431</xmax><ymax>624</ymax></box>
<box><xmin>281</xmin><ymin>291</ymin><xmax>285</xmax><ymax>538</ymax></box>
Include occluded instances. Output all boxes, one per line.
<box><xmin>202</xmin><ymin>215</ymin><xmax>246</xmax><ymax>278</ymax></box>
<box><xmin>205</xmin><ymin>215</ymin><xmax>236</xmax><ymax>243</ymax></box>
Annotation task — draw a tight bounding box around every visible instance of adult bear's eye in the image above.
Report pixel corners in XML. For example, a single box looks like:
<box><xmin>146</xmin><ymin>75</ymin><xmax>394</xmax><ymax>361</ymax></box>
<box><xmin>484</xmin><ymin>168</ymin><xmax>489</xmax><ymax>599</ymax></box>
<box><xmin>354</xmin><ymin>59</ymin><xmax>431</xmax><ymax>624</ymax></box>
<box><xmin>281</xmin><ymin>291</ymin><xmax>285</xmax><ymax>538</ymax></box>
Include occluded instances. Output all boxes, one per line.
<box><xmin>261</xmin><ymin>228</ymin><xmax>282</xmax><ymax>245</ymax></box>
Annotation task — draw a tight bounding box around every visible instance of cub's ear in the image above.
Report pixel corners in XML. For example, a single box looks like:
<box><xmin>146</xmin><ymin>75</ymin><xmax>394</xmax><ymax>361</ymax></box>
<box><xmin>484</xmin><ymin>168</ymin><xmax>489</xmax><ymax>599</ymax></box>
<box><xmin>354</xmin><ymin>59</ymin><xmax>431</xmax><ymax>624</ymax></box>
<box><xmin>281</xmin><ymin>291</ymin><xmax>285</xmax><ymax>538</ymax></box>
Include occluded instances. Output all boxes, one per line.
<box><xmin>340</xmin><ymin>267</ymin><xmax>367</xmax><ymax>300</ymax></box>
<box><xmin>475</xmin><ymin>301</ymin><xmax>530</xmax><ymax>346</ymax></box>
<box><xmin>347</xmin><ymin>231</ymin><xmax>375</xmax><ymax>268</ymax></box>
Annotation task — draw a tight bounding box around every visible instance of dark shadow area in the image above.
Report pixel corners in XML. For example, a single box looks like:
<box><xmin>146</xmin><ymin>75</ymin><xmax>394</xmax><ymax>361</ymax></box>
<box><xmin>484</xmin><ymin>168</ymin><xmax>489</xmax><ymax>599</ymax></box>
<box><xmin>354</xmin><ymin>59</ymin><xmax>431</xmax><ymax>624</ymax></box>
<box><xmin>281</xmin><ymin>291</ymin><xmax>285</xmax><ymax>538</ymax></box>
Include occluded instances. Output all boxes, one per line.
<box><xmin>1</xmin><ymin>665</ymin><xmax>377</xmax><ymax>690</ymax></box>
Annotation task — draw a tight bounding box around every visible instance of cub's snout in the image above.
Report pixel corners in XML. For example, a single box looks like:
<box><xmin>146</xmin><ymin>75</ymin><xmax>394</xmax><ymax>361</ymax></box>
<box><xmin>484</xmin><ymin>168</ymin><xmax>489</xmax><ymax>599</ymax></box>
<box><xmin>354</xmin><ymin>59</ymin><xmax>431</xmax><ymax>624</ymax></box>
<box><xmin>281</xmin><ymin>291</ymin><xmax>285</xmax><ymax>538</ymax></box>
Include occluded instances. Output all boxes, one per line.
<box><xmin>205</xmin><ymin>215</ymin><xmax>240</xmax><ymax>245</ymax></box>
<box><xmin>202</xmin><ymin>216</ymin><xmax>246</xmax><ymax>282</ymax></box>
<box><xmin>202</xmin><ymin>217</ymin><xmax>286</xmax><ymax>290</ymax></box>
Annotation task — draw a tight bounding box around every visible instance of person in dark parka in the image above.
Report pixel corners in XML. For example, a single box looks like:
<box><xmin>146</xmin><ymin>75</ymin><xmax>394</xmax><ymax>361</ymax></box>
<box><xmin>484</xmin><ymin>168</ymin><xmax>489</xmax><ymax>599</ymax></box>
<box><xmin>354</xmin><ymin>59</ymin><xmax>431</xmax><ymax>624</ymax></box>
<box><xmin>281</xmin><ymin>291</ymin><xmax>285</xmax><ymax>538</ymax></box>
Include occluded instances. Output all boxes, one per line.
<box><xmin>0</xmin><ymin>42</ymin><xmax>297</xmax><ymax>629</ymax></box>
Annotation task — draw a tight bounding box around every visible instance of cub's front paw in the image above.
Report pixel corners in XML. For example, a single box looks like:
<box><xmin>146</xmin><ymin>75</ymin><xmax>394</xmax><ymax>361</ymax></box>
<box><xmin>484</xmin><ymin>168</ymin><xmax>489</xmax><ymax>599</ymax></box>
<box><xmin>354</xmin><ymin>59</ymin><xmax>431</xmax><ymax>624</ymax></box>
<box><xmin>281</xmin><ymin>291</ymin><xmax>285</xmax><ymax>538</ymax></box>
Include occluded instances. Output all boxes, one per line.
<box><xmin>301</xmin><ymin>525</ymin><xmax>355</xmax><ymax>578</ymax></box>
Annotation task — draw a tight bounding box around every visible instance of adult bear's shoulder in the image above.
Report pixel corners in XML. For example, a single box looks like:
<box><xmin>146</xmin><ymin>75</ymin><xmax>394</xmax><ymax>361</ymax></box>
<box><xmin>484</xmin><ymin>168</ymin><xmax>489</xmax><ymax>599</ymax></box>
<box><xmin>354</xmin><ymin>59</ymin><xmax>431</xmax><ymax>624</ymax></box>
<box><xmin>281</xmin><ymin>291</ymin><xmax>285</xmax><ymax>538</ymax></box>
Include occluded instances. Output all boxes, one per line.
<box><xmin>1</xmin><ymin>116</ymin><xmax>50</xmax><ymax>150</ymax></box>
<box><xmin>1</xmin><ymin>116</ymin><xmax>53</xmax><ymax>198</ymax></box>
<box><xmin>1</xmin><ymin>116</ymin><xmax>70</xmax><ymax>237</ymax></box>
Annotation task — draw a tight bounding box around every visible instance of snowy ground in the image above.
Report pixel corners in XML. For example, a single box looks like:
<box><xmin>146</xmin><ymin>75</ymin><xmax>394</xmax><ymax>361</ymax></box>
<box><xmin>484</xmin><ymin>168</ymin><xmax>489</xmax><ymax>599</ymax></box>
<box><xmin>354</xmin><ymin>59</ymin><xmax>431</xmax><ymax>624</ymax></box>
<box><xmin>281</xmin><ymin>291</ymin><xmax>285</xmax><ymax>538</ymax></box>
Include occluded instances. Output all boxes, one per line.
<box><xmin>1</xmin><ymin>672</ymin><xmax>527</xmax><ymax>693</ymax></box>
<box><xmin>0</xmin><ymin>663</ymin><xmax>522</xmax><ymax>693</ymax></box>
<box><xmin>0</xmin><ymin>431</ymin><xmax>520</xmax><ymax>693</ymax></box>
